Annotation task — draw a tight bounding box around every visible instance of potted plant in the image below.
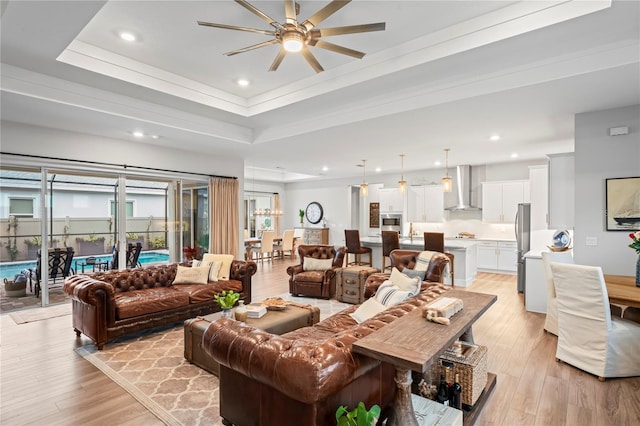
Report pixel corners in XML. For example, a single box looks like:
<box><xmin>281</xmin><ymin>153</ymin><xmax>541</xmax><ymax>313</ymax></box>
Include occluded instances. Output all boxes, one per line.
<box><xmin>299</xmin><ymin>209</ymin><xmax>305</xmax><ymax>226</ymax></box>
<box><xmin>335</xmin><ymin>402</ymin><xmax>381</xmax><ymax>426</ymax></box>
<box><xmin>214</xmin><ymin>290</ymin><xmax>240</xmax><ymax>318</ymax></box>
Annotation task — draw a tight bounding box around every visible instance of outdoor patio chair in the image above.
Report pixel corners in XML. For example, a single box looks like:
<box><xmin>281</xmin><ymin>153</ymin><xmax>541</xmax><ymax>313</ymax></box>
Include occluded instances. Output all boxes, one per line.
<box><xmin>30</xmin><ymin>247</ymin><xmax>75</xmax><ymax>297</ymax></box>
<box><xmin>110</xmin><ymin>242</ymin><xmax>143</xmax><ymax>269</ymax></box>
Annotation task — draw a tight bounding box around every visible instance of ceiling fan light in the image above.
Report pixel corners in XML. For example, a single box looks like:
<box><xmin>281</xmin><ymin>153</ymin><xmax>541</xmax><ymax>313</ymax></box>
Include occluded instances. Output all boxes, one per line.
<box><xmin>282</xmin><ymin>31</ymin><xmax>304</xmax><ymax>52</ymax></box>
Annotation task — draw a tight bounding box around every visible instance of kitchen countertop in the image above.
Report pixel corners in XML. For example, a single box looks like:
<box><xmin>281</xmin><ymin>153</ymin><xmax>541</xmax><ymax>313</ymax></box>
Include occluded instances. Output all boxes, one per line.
<box><xmin>361</xmin><ymin>236</ymin><xmax>479</xmax><ymax>250</ymax></box>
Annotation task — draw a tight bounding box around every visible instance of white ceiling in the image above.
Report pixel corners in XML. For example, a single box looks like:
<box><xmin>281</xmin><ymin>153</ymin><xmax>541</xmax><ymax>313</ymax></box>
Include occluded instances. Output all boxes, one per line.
<box><xmin>1</xmin><ymin>0</ymin><xmax>639</xmax><ymax>182</ymax></box>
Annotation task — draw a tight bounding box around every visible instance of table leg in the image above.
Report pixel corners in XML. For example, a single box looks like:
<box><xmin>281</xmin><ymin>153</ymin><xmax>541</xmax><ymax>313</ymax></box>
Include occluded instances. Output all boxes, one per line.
<box><xmin>386</xmin><ymin>368</ymin><xmax>418</xmax><ymax>426</ymax></box>
<box><xmin>460</xmin><ymin>326</ymin><xmax>474</xmax><ymax>344</ymax></box>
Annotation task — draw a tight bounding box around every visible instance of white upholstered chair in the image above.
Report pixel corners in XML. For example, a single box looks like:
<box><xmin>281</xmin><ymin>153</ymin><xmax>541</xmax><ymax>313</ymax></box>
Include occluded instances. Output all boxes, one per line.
<box><xmin>541</xmin><ymin>251</ymin><xmax>574</xmax><ymax>335</ymax></box>
<box><xmin>251</xmin><ymin>230</ymin><xmax>276</xmax><ymax>264</ymax></box>
<box><xmin>276</xmin><ymin>229</ymin><xmax>295</xmax><ymax>259</ymax></box>
<box><xmin>551</xmin><ymin>262</ymin><xmax>640</xmax><ymax>381</ymax></box>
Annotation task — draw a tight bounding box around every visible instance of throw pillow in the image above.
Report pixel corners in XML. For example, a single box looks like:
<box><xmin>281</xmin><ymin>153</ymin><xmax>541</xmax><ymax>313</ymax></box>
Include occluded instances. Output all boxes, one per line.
<box><xmin>374</xmin><ymin>281</ymin><xmax>412</xmax><ymax>307</ymax></box>
<box><xmin>192</xmin><ymin>260</ymin><xmax>223</xmax><ymax>282</ymax></box>
<box><xmin>202</xmin><ymin>253</ymin><xmax>234</xmax><ymax>280</ymax></box>
<box><xmin>303</xmin><ymin>257</ymin><xmax>333</xmax><ymax>271</ymax></box>
<box><xmin>349</xmin><ymin>297</ymin><xmax>387</xmax><ymax>324</ymax></box>
<box><xmin>402</xmin><ymin>267</ymin><xmax>426</xmax><ymax>281</ymax></box>
<box><xmin>389</xmin><ymin>267</ymin><xmax>420</xmax><ymax>295</ymax></box>
<box><xmin>173</xmin><ymin>265</ymin><xmax>210</xmax><ymax>285</ymax></box>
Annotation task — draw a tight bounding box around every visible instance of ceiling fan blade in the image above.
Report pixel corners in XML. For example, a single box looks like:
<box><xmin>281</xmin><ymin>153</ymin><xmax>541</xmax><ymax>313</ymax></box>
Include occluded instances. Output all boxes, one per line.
<box><xmin>235</xmin><ymin>0</ymin><xmax>284</xmax><ymax>30</ymax></box>
<box><xmin>310</xmin><ymin>22</ymin><xmax>385</xmax><ymax>38</ymax></box>
<box><xmin>308</xmin><ymin>39</ymin><xmax>365</xmax><ymax>59</ymax></box>
<box><xmin>225</xmin><ymin>39</ymin><xmax>279</xmax><ymax>56</ymax></box>
<box><xmin>302</xmin><ymin>0</ymin><xmax>351</xmax><ymax>31</ymax></box>
<box><xmin>269</xmin><ymin>48</ymin><xmax>287</xmax><ymax>72</ymax></box>
<box><xmin>284</xmin><ymin>0</ymin><xmax>298</xmax><ymax>26</ymax></box>
<box><xmin>197</xmin><ymin>21</ymin><xmax>276</xmax><ymax>36</ymax></box>
<box><xmin>301</xmin><ymin>48</ymin><xmax>324</xmax><ymax>73</ymax></box>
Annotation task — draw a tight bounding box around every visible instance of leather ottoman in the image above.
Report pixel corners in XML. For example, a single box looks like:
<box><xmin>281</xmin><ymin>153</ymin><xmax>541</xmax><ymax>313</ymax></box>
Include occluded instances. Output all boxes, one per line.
<box><xmin>335</xmin><ymin>266</ymin><xmax>379</xmax><ymax>304</ymax></box>
<box><xmin>184</xmin><ymin>301</ymin><xmax>320</xmax><ymax>375</ymax></box>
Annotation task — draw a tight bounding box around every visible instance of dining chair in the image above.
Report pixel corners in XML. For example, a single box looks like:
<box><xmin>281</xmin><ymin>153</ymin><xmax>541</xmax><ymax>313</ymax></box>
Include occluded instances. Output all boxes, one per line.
<box><xmin>424</xmin><ymin>232</ymin><xmax>454</xmax><ymax>286</ymax></box>
<box><xmin>251</xmin><ymin>230</ymin><xmax>276</xmax><ymax>264</ymax></box>
<box><xmin>276</xmin><ymin>229</ymin><xmax>295</xmax><ymax>259</ymax></box>
<box><xmin>551</xmin><ymin>262</ymin><xmax>640</xmax><ymax>381</ymax></box>
<box><xmin>381</xmin><ymin>230</ymin><xmax>400</xmax><ymax>272</ymax></box>
<box><xmin>541</xmin><ymin>251</ymin><xmax>574</xmax><ymax>335</ymax></box>
<box><xmin>344</xmin><ymin>229</ymin><xmax>372</xmax><ymax>267</ymax></box>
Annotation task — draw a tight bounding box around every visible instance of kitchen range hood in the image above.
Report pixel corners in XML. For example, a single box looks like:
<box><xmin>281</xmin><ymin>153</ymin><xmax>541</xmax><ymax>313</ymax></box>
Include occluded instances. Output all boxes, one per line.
<box><xmin>446</xmin><ymin>165</ymin><xmax>481</xmax><ymax>211</ymax></box>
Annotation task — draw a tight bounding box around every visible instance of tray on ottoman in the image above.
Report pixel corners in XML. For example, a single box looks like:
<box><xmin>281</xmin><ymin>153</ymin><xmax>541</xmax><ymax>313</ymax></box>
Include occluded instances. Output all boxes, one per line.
<box><xmin>184</xmin><ymin>301</ymin><xmax>320</xmax><ymax>375</ymax></box>
<box><xmin>335</xmin><ymin>266</ymin><xmax>379</xmax><ymax>304</ymax></box>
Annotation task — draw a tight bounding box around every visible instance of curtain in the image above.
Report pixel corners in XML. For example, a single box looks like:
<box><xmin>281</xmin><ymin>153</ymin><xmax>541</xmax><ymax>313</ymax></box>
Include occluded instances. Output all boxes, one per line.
<box><xmin>273</xmin><ymin>193</ymin><xmax>281</xmax><ymax>237</ymax></box>
<box><xmin>209</xmin><ymin>177</ymin><xmax>239</xmax><ymax>257</ymax></box>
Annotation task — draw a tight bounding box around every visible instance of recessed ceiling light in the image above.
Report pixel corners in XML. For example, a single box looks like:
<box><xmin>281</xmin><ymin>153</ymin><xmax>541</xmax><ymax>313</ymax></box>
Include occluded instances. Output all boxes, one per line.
<box><xmin>237</xmin><ymin>79</ymin><xmax>250</xmax><ymax>87</ymax></box>
<box><xmin>510</xmin><ymin>153</ymin><xmax>519</xmax><ymax>158</ymax></box>
<box><xmin>490</xmin><ymin>134</ymin><xmax>501</xmax><ymax>141</ymax></box>
<box><xmin>151</xmin><ymin>135</ymin><xmax>159</xmax><ymax>139</ymax></box>
<box><xmin>375</xmin><ymin>167</ymin><xmax>381</xmax><ymax>173</ymax></box>
<box><xmin>132</xmin><ymin>131</ymin><xmax>144</xmax><ymax>138</ymax></box>
<box><xmin>119</xmin><ymin>32</ymin><xmax>136</xmax><ymax>42</ymax></box>
<box><xmin>434</xmin><ymin>161</ymin><xmax>441</xmax><ymax>166</ymax></box>
<box><xmin>322</xmin><ymin>166</ymin><xmax>328</xmax><ymax>172</ymax></box>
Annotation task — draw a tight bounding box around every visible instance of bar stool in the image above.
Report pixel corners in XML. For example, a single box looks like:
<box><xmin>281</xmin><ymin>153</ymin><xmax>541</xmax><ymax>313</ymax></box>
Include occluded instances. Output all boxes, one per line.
<box><xmin>381</xmin><ymin>230</ymin><xmax>400</xmax><ymax>272</ymax></box>
<box><xmin>345</xmin><ymin>229</ymin><xmax>372</xmax><ymax>267</ymax></box>
<box><xmin>424</xmin><ymin>232</ymin><xmax>454</xmax><ymax>286</ymax></box>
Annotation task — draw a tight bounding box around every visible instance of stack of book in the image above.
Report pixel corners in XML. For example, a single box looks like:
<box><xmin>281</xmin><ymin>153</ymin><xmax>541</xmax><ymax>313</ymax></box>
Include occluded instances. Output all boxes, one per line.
<box><xmin>246</xmin><ymin>304</ymin><xmax>267</xmax><ymax>319</ymax></box>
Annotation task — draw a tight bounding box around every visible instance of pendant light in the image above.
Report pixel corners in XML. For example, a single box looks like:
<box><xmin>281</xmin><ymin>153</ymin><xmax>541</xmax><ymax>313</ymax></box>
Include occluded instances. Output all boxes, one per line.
<box><xmin>398</xmin><ymin>154</ymin><xmax>407</xmax><ymax>193</ymax></box>
<box><xmin>442</xmin><ymin>148</ymin><xmax>452</xmax><ymax>193</ymax></box>
<box><xmin>360</xmin><ymin>160</ymin><xmax>368</xmax><ymax>197</ymax></box>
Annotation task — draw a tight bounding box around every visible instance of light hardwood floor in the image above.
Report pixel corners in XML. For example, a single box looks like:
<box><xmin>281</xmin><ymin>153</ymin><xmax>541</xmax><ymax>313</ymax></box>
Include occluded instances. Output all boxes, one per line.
<box><xmin>1</xmin><ymin>258</ymin><xmax>638</xmax><ymax>425</ymax></box>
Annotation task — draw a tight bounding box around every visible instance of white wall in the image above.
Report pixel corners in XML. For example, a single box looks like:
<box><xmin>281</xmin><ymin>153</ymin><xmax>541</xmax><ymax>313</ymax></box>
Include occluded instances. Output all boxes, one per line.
<box><xmin>574</xmin><ymin>104</ymin><xmax>640</xmax><ymax>275</ymax></box>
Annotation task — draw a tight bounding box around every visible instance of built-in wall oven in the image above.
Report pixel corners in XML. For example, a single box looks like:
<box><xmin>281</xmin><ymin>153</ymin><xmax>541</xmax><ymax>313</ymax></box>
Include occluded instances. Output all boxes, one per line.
<box><xmin>380</xmin><ymin>213</ymin><xmax>403</xmax><ymax>235</ymax></box>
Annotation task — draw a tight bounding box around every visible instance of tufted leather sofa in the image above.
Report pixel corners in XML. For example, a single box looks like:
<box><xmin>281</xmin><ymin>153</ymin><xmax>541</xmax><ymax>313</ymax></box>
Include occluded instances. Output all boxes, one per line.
<box><xmin>63</xmin><ymin>260</ymin><xmax>256</xmax><ymax>349</ymax></box>
<box><xmin>287</xmin><ymin>244</ymin><xmax>347</xmax><ymax>299</ymax></box>
<box><xmin>203</xmin><ymin>252</ymin><xmax>450</xmax><ymax>426</ymax></box>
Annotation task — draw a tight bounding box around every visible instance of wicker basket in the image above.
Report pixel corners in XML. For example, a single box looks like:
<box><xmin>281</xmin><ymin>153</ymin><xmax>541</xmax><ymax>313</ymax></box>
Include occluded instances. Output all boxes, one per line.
<box><xmin>4</xmin><ymin>278</ymin><xmax>26</xmax><ymax>297</ymax></box>
<box><xmin>430</xmin><ymin>341</ymin><xmax>488</xmax><ymax>407</ymax></box>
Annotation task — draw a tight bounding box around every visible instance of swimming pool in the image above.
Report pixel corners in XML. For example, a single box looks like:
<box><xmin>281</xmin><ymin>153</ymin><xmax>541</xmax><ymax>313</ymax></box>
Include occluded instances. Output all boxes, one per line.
<box><xmin>0</xmin><ymin>251</ymin><xmax>170</xmax><ymax>280</ymax></box>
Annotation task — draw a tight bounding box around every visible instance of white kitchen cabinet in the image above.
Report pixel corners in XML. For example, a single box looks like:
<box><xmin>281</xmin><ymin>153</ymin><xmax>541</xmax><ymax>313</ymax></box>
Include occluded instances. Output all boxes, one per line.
<box><xmin>482</xmin><ymin>180</ymin><xmax>528</xmax><ymax>223</ymax></box>
<box><xmin>529</xmin><ymin>165</ymin><xmax>549</xmax><ymax>231</ymax></box>
<box><xmin>379</xmin><ymin>188</ymin><xmax>405</xmax><ymax>212</ymax></box>
<box><xmin>408</xmin><ymin>185</ymin><xmax>443</xmax><ymax>222</ymax></box>
<box><xmin>497</xmin><ymin>241</ymin><xmax>518</xmax><ymax>271</ymax></box>
<box><xmin>476</xmin><ymin>241</ymin><xmax>498</xmax><ymax>269</ymax></box>
<box><xmin>476</xmin><ymin>240</ymin><xmax>517</xmax><ymax>272</ymax></box>
<box><xmin>548</xmin><ymin>153</ymin><xmax>574</xmax><ymax>229</ymax></box>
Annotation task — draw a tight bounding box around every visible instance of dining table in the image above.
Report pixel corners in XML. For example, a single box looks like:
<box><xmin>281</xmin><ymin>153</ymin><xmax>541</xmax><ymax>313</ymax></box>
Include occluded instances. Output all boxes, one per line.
<box><xmin>604</xmin><ymin>274</ymin><xmax>640</xmax><ymax>308</ymax></box>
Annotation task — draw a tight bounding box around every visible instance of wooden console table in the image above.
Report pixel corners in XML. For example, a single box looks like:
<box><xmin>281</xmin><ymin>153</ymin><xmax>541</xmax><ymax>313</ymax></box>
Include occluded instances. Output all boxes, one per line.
<box><xmin>353</xmin><ymin>290</ymin><xmax>497</xmax><ymax>426</ymax></box>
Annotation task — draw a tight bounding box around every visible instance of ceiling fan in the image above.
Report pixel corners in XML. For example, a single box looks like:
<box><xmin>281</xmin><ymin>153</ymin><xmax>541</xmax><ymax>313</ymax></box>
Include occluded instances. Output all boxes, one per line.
<box><xmin>197</xmin><ymin>0</ymin><xmax>385</xmax><ymax>73</ymax></box>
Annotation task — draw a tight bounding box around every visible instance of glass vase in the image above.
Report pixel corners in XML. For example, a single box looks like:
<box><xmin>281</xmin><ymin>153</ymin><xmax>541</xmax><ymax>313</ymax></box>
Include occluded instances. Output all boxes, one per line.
<box><xmin>636</xmin><ymin>256</ymin><xmax>640</xmax><ymax>287</ymax></box>
<box><xmin>235</xmin><ymin>300</ymin><xmax>248</xmax><ymax>322</ymax></box>
<box><xmin>221</xmin><ymin>308</ymin><xmax>233</xmax><ymax>319</ymax></box>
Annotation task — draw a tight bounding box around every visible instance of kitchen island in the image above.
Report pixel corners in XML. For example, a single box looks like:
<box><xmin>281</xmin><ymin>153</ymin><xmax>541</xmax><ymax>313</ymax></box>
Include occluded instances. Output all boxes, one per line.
<box><xmin>361</xmin><ymin>237</ymin><xmax>478</xmax><ymax>287</ymax></box>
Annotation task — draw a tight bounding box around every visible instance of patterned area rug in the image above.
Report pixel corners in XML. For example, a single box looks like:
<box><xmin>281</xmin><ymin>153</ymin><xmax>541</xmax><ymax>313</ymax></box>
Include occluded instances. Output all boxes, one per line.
<box><xmin>75</xmin><ymin>294</ymin><xmax>352</xmax><ymax>425</ymax></box>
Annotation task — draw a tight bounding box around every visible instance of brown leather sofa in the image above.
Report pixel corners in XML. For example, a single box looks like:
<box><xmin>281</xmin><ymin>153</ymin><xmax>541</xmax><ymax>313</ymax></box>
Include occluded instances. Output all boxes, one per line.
<box><xmin>287</xmin><ymin>244</ymin><xmax>346</xmax><ymax>299</ymax></box>
<box><xmin>204</xmin><ymin>251</ymin><xmax>450</xmax><ymax>426</ymax></box>
<box><xmin>63</xmin><ymin>260</ymin><xmax>256</xmax><ymax>349</ymax></box>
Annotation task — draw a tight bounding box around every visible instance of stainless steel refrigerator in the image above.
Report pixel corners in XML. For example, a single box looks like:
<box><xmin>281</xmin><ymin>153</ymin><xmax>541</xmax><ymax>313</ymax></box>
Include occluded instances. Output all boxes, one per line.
<box><xmin>515</xmin><ymin>203</ymin><xmax>531</xmax><ymax>294</ymax></box>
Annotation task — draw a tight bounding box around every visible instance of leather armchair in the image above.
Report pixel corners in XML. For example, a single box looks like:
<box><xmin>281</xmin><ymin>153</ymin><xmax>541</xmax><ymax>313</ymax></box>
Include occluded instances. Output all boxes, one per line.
<box><xmin>287</xmin><ymin>245</ymin><xmax>346</xmax><ymax>299</ymax></box>
<box><xmin>364</xmin><ymin>250</ymin><xmax>450</xmax><ymax>298</ymax></box>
